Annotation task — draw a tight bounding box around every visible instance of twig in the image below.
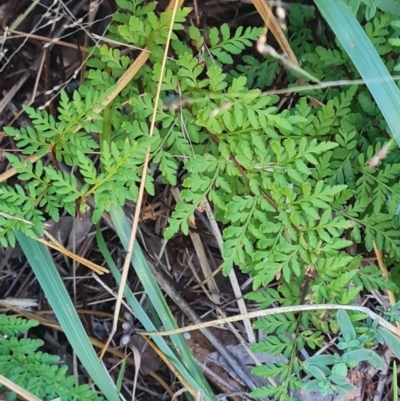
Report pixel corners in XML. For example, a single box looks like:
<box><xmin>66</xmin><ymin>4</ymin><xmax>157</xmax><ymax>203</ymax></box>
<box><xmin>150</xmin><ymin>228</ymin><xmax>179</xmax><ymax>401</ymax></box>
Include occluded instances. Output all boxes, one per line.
<box><xmin>141</xmin><ymin>335</ymin><xmax>198</xmax><ymax>399</ymax></box>
<box><xmin>203</xmin><ymin>198</ymin><xmax>256</xmax><ymax>344</ymax></box>
<box><xmin>0</xmin><ymin>0</ymin><xmax>41</xmax><ymax>45</ymax></box>
<box><xmin>146</xmin><ymin>259</ymin><xmax>259</xmax><ymax>391</ymax></box>
<box><xmin>0</xmin><ymin>0</ymin><xmax>88</xmax><ymax>113</ymax></box>
<box><xmin>0</xmin><ymin>212</ymin><xmax>107</xmax><ymax>274</ymax></box>
<box><xmin>197</xmin><ymin>360</ymin><xmax>246</xmax><ymax>398</ymax></box>
<box><xmin>373</xmin><ymin>240</ymin><xmax>400</xmax><ymax>329</ymax></box>
<box><xmin>0</xmin><ymin>375</ymin><xmax>42</xmax><ymax>401</ymax></box>
<box><xmin>30</xmin><ymin>50</ymin><xmax>47</xmax><ymax>105</ymax></box>
<box><xmin>186</xmin><ymin>252</ymin><xmax>262</xmax><ymax>373</ymax></box>
<box><xmin>141</xmin><ymin>303</ymin><xmax>400</xmax><ymax>338</ymax></box>
<box><xmin>372</xmin><ymin>364</ymin><xmax>388</xmax><ymax>401</ymax></box>
<box><xmin>251</xmin><ymin>0</ymin><xmax>298</xmax><ymax>65</ymax></box>
<box><xmin>10</xmin><ymin>30</ymin><xmax>84</xmax><ymax>50</ymax></box>
<box><xmin>186</xmin><ymin>250</ymin><xmax>218</xmax><ymax>305</ymax></box>
<box><xmin>190</xmin><ymin>263</ymin><xmax>224</xmax><ymax>290</ymax></box>
<box><xmin>171</xmin><ymin>188</ymin><xmax>221</xmax><ymax>305</ymax></box>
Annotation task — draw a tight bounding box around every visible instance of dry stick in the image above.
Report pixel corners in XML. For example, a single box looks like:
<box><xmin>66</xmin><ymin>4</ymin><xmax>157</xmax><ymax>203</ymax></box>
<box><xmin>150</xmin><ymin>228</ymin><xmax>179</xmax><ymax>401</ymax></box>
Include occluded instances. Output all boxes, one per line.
<box><xmin>196</xmin><ymin>361</ymin><xmax>246</xmax><ymax>399</ymax></box>
<box><xmin>99</xmin><ymin>0</ymin><xmax>183</xmax><ymax>360</ymax></box>
<box><xmin>38</xmin><ymin>236</ymin><xmax>108</xmax><ymax>274</ymax></box>
<box><xmin>141</xmin><ymin>303</ymin><xmax>400</xmax><ymax>338</ymax></box>
<box><xmin>170</xmin><ymin>187</ymin><xmax>221</xmax><ymax>305</ymax></box>
<box><xmin>211</xmin><ymin>305</ymin><xmax>267</xmax><ymax>382</ymax></box>
<box><xmin>0</xmin><ymin>374</ymin><xmax>42</xmax><ymax>401</ymax></box>
<box><xmin>373</xmin><ymin>240</ymin><xmax>400</xmax><ymax>330</ymax></box>
<box><xmin>192</xmin><ymin>0</ymin><xmax>200</xmax><ymax>26</ymax></box>
<box><xmin>141</xmin><ymin>335</ymin><xmax>198</xmax><ymax>399</ymax></box>
<box><xmin>186</xmin><ymin>250</ymin><xmax>219</xmax><ymax>305</ymax></box>
<box><xmin>190</xmin><ymin>262</ymin><xmax>224</xmax><ymax>290</ymax></box>
<box><xmin>81</xmin><ymin>0</ymin><xmax>102</xmax><ymax>83</ymax></box>
<box><xmin>188</xmin><ymin>228</ymin><xmax>222</xmax><ymax>304</ymax></box>
<box><xmin>10</xmin><ymin>30</ymin><xmax>84</xmax><ymax>50</ymax></box>
<box><xmin>0</xmin><ymin>211</ymin><xmax>107</xmax><ymax>274</ymax></box>
<box><xmin>0</xmin><ymin>0</ymin><xmax>41</xmax><ymax>44</ymax></box>
<box><xmin>184</xmin><ymin>250</ymin><xmax>258</xmax><ymax>377</ymax></box>
<box><xmin>373</xmin><ymin>365</ymin><xmax>389</xmax><ymax>401</ymax></box>
<box><xmin>203</xmin><ymin>197</ymin><xmax>256</xmax><ymax>344</ymax></box>
<box><xmin>0</xmin><ymin>70</ymin><xmax>31</xmax><ymax>114</ymax></box>
<box><xmin>0</xmin><ymin>0</ymin><xmax>99</xmax><ymax>182</ymax></box>
<box><xmin>0</xmin><ymin>0</ymin><xmax>88</xmax><ymax>114</ymax></box>
<box><xmin>145</xmin><ymin>260</ymin><xmax>259</xmax><ymax>392</ymax></box>
<box><xmin>184</xmin><ymin>248</ymin><xmax>261</xmax><ymax>372</ymax></box>
<box><xmin>251</xmin><ymin>0</ymin><xmax>298</xmax><ymax>65</ymax></box>
<box><xmin>30</xmin><ymin>50</ymin><xmax>47</xmax><ymax>105</ymax></box>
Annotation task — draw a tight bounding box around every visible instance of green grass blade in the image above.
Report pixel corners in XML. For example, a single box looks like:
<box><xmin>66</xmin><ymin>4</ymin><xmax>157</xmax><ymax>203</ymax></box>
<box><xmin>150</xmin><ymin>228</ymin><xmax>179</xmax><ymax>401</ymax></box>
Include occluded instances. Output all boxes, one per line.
<box><xmin>14</xmin><ymin>230</ymin><xmax>120</xmax><ymax>401</ymax></box>
<box><xmin>108</xmin><ymin>206</ymin><xmax>215</xmax><ymax>401</ymax></box>
<box><xmin>314</xmin><ymin>0</ymin><xmax>400</xmax><ymax>146</ymax></box>
<box><xmin>96</xmin><ymin>225</ymin><xmax>214</xmax><ymax>400</ymax></box>
<box><xmin>116</xmin><ymin>359</ymin><xmax>126</xmax><ymax>393</ymax></box>
<box><xmin>376</xmin><ymin>0</ymin><xmax>400</xmax><ymax>16</ymax></box>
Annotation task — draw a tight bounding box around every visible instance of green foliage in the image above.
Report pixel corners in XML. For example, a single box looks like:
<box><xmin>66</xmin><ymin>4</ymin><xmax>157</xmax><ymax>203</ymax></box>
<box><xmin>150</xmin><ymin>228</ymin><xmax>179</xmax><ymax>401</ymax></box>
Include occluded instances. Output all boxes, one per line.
<box><xmin>1</xmin><ymin>1</ymin><xmax>400</xmax><ymax>400</ymax></box>
<box><xmin>376</xmin><ymin>300</ymin><xmax>400</xmax><ymax>323</ymax></box>
<box><xmin>301</xmin><ymin>310</ymin><xmax>394</xmax><ymax>396</ymax></box>
<box><xmin>229</xmin><ymin>55</ymin><xmax>280</xmax><ymax>89</ymax></box>
<box><xmin>205</xmin><ymin>24</ymin><xmax>263</xmax><ymax>64</ymax></box>
<box><xmin>0</xmin><ymin>314</ymin><xmax>104</xmax><ymax>401</ymax></box>
<box><xmin>0</xmin><ymin>315</ymin><xmax>39</xmax><ymax>337</ymax></box>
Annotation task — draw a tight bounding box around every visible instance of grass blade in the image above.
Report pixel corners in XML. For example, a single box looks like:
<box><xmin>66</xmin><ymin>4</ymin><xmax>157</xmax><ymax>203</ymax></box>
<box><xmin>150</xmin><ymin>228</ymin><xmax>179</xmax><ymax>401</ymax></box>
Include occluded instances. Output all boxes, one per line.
<box><xmin>314</xmin><ymin>0</ymin><xmax>400</xmax><ymax>146</ymax></box>
<box><xmin>376</xmin><ymin>0</ymin><xmax>400</xmax><ymax>16</ymax></box>
<box><xmin>15</xmin><ymin>230</ymin><xmax>120</xmax><ymax>401</ymax></box>
<box><xmin>108</xmin><ymin>206</ymin><xmax>215</xmax><ymax>401</ymax></box>
<box><xmin>96</xmin><ymin>225</ymin><xmax>214</xmax><ymax>400</ymax></box>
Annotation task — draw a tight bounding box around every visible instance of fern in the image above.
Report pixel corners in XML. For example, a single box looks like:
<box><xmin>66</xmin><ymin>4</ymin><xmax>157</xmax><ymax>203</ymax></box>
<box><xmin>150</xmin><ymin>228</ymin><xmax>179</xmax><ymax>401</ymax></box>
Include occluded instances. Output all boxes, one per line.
<box><xmin>0</xmin><ymin>315</ymin><xmax>104</xmax><ymax>401</ymax></box>
<box><xmin>2</xmin><ymin>2</ymin><xmax>400</xmax><ymax>400</ymax></box>
<box><xmin>229</xmin><ymin>55</ymin><xmax>280</xmax><ymax>89</ymax></box>
<box><xmin>203</xmin><ymin>24</ymin><xmax>263</xmax><ymax>65</ymax></box>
